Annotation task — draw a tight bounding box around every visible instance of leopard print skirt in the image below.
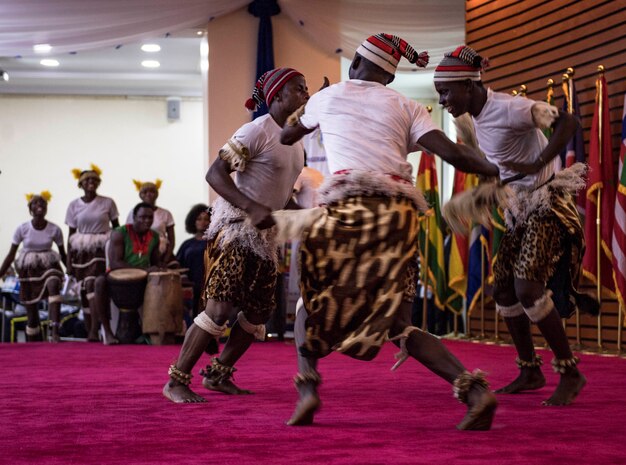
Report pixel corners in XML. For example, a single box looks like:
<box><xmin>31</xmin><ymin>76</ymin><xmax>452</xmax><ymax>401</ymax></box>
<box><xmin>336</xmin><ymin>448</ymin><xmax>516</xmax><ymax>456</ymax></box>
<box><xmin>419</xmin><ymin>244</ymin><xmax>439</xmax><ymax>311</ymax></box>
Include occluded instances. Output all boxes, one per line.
<box><xmin>299</xmin><ymin>195</ymin><xmax>419</xmax><ymax>361</ymax></box>
<box><xmin>494</xmin><ymin>186</ymin><xmax>584</xmax><ymax>317</ymax></box>
<box><xmin>202</xmin><ymin>230</ymin><xmax>278</xmax><ymax>322</ymax></box>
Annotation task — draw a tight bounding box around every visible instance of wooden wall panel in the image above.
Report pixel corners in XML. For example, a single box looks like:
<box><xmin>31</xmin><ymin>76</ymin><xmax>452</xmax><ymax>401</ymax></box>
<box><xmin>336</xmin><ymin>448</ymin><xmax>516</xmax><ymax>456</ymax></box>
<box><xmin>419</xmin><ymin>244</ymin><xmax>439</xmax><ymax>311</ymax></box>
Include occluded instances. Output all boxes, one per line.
<box><xmin>466</xmin><ymin>0</ymin><xmax>626</xmax><ymax>351</ymax></box>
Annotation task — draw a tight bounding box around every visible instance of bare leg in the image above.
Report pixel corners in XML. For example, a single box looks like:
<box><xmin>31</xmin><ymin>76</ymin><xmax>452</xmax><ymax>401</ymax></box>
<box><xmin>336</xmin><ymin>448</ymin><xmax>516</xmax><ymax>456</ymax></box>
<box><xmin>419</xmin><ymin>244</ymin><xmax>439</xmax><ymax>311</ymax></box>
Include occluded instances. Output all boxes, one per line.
<box><xmin>516</xmin><ymin>278</ymin><xmax>585</xmax><ymax>406</ymax></box>
<box><xmin>92</xmin><ymin>276</ymin><xmax>118</xmax><ymax>345</ymax></box>
<box><xmin>202</xmin><ymin>320</ymin><xmax>255</xmax><ymax>395</ymax></box>
<box><xmin>390</xmin><ymin>302</ymin><xmax>497</xmax><ymax>430</ymax></box>
<box><xmin>163</xmin><ymin>300</ymin><xmax>234</xmax><ymax>403</ymax></box>
<box><xmin>46</xmin><ymin>279</ymin><xmax>62</xmax><ymax>343</ymax></box>
<box><xmin>286</xmin><ymin>298</ymin><xmax>321</xmax><ymax>426</ymax></box>
<box><xmin>84</xmin><ymin>279</ymin><xmax>100</xmax><ymax>341</ymax></box>
<box><xmin>25</xmin><ymin>303</ymin><xmax>42</xmax><ymax>342</ymax></box>
<box><xmin>493</xmin><ymin>283</ymin><xmax>545</xmax><ymax>394</ymax></box>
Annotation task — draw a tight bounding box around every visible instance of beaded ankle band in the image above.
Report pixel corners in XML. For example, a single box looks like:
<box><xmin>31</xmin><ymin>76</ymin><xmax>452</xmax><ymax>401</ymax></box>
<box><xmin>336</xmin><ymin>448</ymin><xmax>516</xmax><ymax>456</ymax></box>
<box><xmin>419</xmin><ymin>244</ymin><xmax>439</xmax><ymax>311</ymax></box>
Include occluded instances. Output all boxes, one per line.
<box><xmin>200</xmin><ymin>357</ymin><xmax>236</xmax><ymax>384</ymax></box>
<box><xmin>168</xmin><ymin>364</ymin><xmax>192</xmax><ymax>386</ymax></box>
<box><xmin>453</xmin><ymin>370</ymin><xmax>489</xmax><ymax>404</ymax></box>
<box><xmin>516</xmin><ymin>354</ymin><xmax>543</xmax><ymax>369</ymax></box>
<box><xmin>294</xmin><ymin>371</ymin><xmax>322</xmax><ymax>387</ymax></box>
<box><xmin>551</xmin><ymin>356</ymin><xmax>580</xmax><ymax>374</ymax></box>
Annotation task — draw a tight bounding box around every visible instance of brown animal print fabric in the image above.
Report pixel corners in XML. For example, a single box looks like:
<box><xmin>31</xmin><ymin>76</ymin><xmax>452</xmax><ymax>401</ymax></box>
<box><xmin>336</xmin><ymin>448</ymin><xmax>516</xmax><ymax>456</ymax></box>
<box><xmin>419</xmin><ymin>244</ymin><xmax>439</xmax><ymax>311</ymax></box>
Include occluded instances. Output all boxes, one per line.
<box><xmin>299</xmin><ymin>195</ymin><xmax>420</xmax><ymax>361</ymax></box>
<box><xmin>202</xmin><ymin>230</ymin><xmax>278</xmax><ymax>322</ymax></box>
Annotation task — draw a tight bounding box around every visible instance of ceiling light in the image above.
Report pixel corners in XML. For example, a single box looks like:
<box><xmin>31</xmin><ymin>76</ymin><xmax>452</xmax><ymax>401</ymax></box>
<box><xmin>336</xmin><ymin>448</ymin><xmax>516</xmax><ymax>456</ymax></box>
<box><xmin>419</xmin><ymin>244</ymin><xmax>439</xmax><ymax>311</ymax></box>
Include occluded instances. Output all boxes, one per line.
<box><xmin>141</xmin><ymin>60</ymin><xmax>160</xmax><ymax>68</ymax></box>
<box><xmin>0</xmin><ymin>70</ymin><xmax>9</xmax><ymax>82</ymax></box>
<box><xmin>141</xmin><ymin>44</ymin><xmax>161</xmax><ymax>53</ymax></box>
<box><xmin>196</xmin><ymin>30</ymin><xmax>204</xmax><ymax>36</ymax></box>
<box><xmin>40</xmin><ymin>59</ymin><xmax>60</xmax><ymax>67</ymax></box>
<box><xmin>33</xmin><ymin>44</ymin><xmax>52</xmax><ymax>53</ymax></box>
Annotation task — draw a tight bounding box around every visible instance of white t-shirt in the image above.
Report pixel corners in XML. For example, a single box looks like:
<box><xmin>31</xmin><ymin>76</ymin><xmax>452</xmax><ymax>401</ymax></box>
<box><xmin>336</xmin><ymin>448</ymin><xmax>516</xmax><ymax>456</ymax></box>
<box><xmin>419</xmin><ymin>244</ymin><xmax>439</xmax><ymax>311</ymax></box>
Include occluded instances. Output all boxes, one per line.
<box><xmin>229</xmin><ymin>113</ymin><xmax>305</xmax><ymax>211</ymax></box>
<box><xmin>299</xmin><ymin>80</ymin><xmax>438</xmax><ymax>179</ymax></box>
<box><xmin>125</xmin><ymin>206</ymin><xmax>174</xmax><ymax>238</ymax></box>
<box><xmin>12</xmin><ymin>221</ymin><xmax>64</xmax><ymax>252</ymax></box>
<box><xmin>473</xmin><ymin>89</ymin><xmax>555</xmax><ymax>188</ymax></box>
<box><xmin>303</xmin><ymin>129</ymin><xmax>330</xmax><ymax>177</ymax></box>
<box><xmin>65</xmin><ymin>195</ymin><xmax>119</xmax><ymax>234</ymax></box>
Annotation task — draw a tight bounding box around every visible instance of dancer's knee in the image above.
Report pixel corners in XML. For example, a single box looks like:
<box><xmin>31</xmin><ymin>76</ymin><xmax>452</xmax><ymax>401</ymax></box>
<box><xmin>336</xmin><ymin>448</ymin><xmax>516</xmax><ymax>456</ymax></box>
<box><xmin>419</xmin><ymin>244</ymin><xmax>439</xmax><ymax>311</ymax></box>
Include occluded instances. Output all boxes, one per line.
<box><xmin>514</xmin><ymin>279</ymin><xmax>546</xmax><ymax>309</ymax></box>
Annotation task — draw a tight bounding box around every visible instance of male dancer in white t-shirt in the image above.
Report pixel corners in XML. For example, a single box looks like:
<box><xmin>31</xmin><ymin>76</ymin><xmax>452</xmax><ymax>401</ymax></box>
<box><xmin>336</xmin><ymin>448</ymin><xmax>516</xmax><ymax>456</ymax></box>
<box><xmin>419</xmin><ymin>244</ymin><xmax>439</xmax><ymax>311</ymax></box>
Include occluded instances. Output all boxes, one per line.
<box><xmin>281</xmin><ymin>34</ymin><xmax>500</xmax><ymax>430</ymax></box>
<box><xmin>163</xmin><ymin>67</ymin><xmax>309</xmax><ymax>403</ymax></box>
<box><xmin>434</xmin><ymin>45</ymin><xmax>588</xmax><ymax>406</ymax></box>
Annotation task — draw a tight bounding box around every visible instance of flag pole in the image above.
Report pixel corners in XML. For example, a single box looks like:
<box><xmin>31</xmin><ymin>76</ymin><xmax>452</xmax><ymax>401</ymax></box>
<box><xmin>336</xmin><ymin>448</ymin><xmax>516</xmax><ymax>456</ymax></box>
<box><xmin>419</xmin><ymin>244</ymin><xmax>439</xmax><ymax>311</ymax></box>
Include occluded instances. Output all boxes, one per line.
<box><xmin>518</xmin><ymin>84</ymin><xmax>527</xmax><ymax>97</ymax></box>
<box><xmin>479</xmin><ymin>239</ymin><xmax>485</xmax><ymax>339</ymax></box>
<box><xmin>618</xmin><ymin>303</ymin><xmax>623</xmax><ymax>354</ymax></box>
<box><xmin>596</xmin><ymin>65</ymin><xmax>605</xmax><ymax>351</ymax></box>
<box><xmin>421</xmin><ymin>220</ymin><xmax>430</xmax><ymax>332</ymax></box>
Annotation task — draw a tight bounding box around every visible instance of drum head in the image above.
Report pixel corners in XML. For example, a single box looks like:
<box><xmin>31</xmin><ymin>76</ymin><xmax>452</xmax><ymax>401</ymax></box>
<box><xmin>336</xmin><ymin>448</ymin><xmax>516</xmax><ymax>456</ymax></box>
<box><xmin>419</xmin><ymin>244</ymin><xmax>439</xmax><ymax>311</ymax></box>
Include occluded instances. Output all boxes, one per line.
<box><xmin>109</xmin><ymin>268</ymin><xmax>148</xmax><ymax>281</ymax></box>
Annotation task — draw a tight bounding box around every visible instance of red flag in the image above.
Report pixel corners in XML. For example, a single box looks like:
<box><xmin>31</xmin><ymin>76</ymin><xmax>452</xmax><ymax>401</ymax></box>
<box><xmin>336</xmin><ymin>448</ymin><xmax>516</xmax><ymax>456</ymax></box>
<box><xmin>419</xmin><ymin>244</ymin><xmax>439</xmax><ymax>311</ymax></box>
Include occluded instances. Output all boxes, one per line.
<box><xmin>611</xmin><ymin>95</ymin><xmax>626</xmax><ymax>309</ymax></box>
<box><xmin>582</xmin><ymin>74</ymin><xmax>616</xmax><ymax>297</ymax></box>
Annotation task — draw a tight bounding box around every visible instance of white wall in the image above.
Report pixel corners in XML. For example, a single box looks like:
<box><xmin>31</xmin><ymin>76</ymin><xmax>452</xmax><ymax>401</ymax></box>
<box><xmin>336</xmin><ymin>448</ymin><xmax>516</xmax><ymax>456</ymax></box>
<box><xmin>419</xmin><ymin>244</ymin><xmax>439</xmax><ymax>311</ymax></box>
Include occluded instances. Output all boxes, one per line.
<box><xmin>0</xmin><ymin>95</ymin><xmax>205</xmax><ymax>261</ymax></box>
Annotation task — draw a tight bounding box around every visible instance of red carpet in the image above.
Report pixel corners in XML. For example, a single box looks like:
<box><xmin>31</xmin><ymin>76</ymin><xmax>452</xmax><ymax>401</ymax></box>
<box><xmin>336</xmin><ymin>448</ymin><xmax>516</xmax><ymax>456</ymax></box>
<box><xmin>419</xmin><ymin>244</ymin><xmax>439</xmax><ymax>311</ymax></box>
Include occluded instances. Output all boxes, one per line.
<box><xmin>1</xmin><ymin>339</ymin><xmax>624</xmax><ymax>465</ymax></box>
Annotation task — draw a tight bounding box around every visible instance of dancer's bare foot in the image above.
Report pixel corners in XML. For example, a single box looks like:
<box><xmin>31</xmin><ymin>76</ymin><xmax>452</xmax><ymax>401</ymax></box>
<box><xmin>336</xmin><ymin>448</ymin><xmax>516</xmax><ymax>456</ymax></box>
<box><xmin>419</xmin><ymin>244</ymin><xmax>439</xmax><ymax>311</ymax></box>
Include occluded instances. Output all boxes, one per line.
<box><xmin>457</xmin><ymin>389</ymin><xmax>497</xmax><ymax>430</ymax></box>
<box><xmin>286</xmin><ymin>393</ymin><xmax>321</xmax><ymax>426</ymax></box>
<box><xmin>495</xmin><ymin>368</ymin><xmax>546</xmax><ymax>394</ymax></box>
<box><xmin>202</xmin><ymin>376</ymin><xmax>252</xmax><ymax>395</ymax></box>
<box><xmin>542</xmin><ymin>370</ymin><xmax>586</xmax><ymax>406</ymax></box>
<box><xmin>163</xmin><ymin>381</ymin><xmax>207</xmax><ymax>403</ymax></box>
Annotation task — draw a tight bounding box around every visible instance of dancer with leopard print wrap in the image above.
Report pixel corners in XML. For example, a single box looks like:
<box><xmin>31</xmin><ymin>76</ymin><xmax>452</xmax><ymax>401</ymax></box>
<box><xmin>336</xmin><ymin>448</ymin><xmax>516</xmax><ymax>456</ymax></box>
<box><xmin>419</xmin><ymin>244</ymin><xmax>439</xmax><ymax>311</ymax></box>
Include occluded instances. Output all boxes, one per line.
<box><xmin>163</xmin><ymin>67</ymin><xmax>309</xmax><ymax>404</ymax></box>
<box><xmin>281</xmin><ymin>34</ymin><xmax>500</xmax><ymax>430</ymax></box>
<box><xmin>434</xmin><ymin>45</ymin><xmax>590</xmax><ymax>406</ymax></box>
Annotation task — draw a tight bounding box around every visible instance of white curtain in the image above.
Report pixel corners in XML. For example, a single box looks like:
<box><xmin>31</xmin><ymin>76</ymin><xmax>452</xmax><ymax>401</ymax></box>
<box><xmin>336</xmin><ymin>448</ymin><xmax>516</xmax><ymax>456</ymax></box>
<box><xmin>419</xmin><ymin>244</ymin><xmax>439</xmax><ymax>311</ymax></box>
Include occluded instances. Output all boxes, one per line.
<box><xmin>0</xmin><ymin>0</ymin><xmax>464</xmax><ymax>69</ymax></box>
<box><xmin>0</xmin><ymin>0</ymin><xmax>249</xmax><ymax>56</ymax></box>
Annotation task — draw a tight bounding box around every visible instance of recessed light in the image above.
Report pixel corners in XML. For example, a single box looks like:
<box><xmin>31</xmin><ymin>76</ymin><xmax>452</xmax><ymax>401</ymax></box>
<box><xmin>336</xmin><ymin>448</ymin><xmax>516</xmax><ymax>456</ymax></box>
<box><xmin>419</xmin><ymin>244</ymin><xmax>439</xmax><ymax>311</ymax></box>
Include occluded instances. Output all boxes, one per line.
<box><xmin>141</xmin><ymin>44</ymin><xmax>161</xmax><ymax>53</ymax></box>
<box><xmin>141</xmin><ymin>60</ymin><xmax>160</xmax><ymax>68</ymax></box>
<box><xmin>40</xmin><ymin>59</ymin><xmax>60</xmax><ymax>67</ymax></box>
<box><xmin>196</xmin><ymin>30</ymin><xmax>204</xmax><ymax>36</ymax></box>
<box><xmin>33</xmin><ymin>44</ymin><xmax>52</xmax><ymax>53</ymax></box>
<box><xmin>0</xmin><ymin>70</ymin><xmax>9</xmax><ymax>82</ymax></box>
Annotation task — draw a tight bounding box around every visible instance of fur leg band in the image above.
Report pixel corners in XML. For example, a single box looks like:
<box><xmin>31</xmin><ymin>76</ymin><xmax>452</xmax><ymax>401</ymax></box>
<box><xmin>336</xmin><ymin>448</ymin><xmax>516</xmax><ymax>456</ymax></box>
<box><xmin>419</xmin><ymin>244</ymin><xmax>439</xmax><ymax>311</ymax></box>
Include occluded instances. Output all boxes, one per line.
<box><xmin>237</xmin><ymin>311</ymin><xmax>266</xmax><ymax>341</ymax></box>
<box><xmin>168</xmin><ymin>364</ymin><xmax>192</xmax><ymax>386</ymax></box>
<box><xmin>524</xmin><ymin>292</ymin><xmax>554</xmax><ymax>323</ymax></box>
<box><xmin>86</xmin><ymin>292</ymin><xmax>95</xmax><ymax>301</ymax></box>
<box><xmin>48</xmin><ymin>295</ymin><xmax>62</xmax><ymax>304</ymax></box>
<box><xmin>551</xmin><ymin>356</ymin><xmax>580</xmax><ymax>374</ymax></box>
<box><xmin>496</xmin><ymin>302</ymin><xmax>525</xmax><ymax>318</ymax></box>
<box><xmin>453</xmin><ymin>369</ymin><xmax>490</xmax><ymax>404</ymax></box>
<box><xmin>200</xmin><ymin>357</ymin><xmax>236</xmax><ymax>384</ymax></box>
<box><xmin>194</xmin><ymin>312</ymin><xmax>228</xmax><ymax>337</ymax></box>
<box><xmin>294</xmin><ymin>371</ymin><xmax>322</xmax><ymax>387</ymax></box>
<box><xmin>82</xmin><ymin>307</ymin><xmax>91</xmax><ymax>315</ymax></box>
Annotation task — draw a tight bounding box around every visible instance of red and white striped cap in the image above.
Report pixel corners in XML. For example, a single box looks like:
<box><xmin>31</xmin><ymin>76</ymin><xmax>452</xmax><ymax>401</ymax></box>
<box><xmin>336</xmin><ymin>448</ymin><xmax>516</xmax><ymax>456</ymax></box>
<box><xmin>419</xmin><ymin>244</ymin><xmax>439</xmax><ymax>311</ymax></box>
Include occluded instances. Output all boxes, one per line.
<box><xmin>433</xmin><ymin>45</ymin><xmax>489</xmax><ymax>82</ymax></box>
<box><xmin>245</xmin><ymin>68</ymin><xmax>303</xmax><ymax>111</ymax></box>
<box><xmin>356</xmin><ymin>33</ymin><xmax>428</xmax><ymax>75</ymax></box>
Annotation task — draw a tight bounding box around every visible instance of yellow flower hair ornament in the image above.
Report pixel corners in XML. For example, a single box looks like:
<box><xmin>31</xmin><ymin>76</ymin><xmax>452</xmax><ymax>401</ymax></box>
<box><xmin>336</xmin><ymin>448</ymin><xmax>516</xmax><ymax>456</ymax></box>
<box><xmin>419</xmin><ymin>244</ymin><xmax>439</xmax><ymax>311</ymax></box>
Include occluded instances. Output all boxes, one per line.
<box><xmin>134</xmin><ymin>179</ymin><xmax>163</xmax><ymax>192</ymax></box>
<box><xmin>25</xmin><ymin>191</ymin><xmax>52</xmax><ymax>204</ymax></box>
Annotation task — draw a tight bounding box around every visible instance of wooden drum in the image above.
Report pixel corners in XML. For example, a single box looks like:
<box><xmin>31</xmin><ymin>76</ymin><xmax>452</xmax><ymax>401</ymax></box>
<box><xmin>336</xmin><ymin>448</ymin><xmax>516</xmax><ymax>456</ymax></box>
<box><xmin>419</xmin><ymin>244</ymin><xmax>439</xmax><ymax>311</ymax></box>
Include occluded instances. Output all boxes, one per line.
<box><xmin>107</xmin><ymin>268</ymin><xmax>147</xmax><ymax>344</ymax></box>
<box><xmin>142</xmin><ymin>270</ymin><xmax>184</xmax><ymax>345</ymax></box>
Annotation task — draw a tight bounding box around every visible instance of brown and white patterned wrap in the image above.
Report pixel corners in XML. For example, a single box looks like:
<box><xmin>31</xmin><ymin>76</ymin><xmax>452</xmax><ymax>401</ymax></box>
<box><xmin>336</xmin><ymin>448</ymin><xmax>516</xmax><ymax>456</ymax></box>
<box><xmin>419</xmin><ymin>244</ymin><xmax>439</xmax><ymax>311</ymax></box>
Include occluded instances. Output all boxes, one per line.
<box><xmin>16</xmin><ymin>251</ymin><xmax>64</xmax><ymax>305</ymax></box>
<box><xmin>299</xmin><ymin>171</ymin><xmax>425</xmax><ymax>361</ymax></box>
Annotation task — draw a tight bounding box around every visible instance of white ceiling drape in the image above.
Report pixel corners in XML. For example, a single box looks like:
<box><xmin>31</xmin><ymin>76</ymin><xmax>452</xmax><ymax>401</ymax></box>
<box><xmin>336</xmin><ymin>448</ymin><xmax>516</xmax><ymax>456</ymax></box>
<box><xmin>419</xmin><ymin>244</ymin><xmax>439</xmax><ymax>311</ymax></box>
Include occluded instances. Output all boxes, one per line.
<box><xmin>0</xmin><ymin>0</ymin><xmax>464</xmax><ymax>69</ymax></box>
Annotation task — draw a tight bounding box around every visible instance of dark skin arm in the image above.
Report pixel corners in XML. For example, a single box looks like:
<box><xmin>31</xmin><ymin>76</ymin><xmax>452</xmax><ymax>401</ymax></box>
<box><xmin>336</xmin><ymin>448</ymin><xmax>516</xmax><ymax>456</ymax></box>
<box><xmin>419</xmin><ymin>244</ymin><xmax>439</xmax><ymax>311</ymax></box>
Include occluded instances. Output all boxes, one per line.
<box><xmin>502</xmin><ymin>110</ymin><xmax>578</xmax><ymax>174</ymax></box>
<box><xmin>281</xmin><ymin>122</ymin><xmax>315</xmax><ymax>146</ymax></box>
<box><xmin>149</xmin><ymin>236</ymin><xmax>162</xmax><ymax>271</ymax></box>
<box><xmin>206</xmin><ymin>157</ymin><xmax>275</xmax><ymax>229</ymax></box>
<box><xmin>0</xmin><ymin>244</ymin><xmax>19</xmax><ymax>277</ymax></box>
<box><xmin>108</xmin><ymin>230</ymin><xmax>131</xmax><ymax>270</ymax></box>
<box><xmin>163</xmin><ymin>224</ymin><xmax>176</xmax><ymax>263</ymax></box>
<box><xmin>57</xmin><ymin>245</ymin><xmax>68</xmax><ymax>271</ymax></box>
<box><xmin>111</xmin><ymin>218</ymin><xmax>120</xmax><ymax>228</ymax></box>
<box><xmin>418</xmin><ymin>130</ymin><xmax>499</xmax><ymax>177</ymax></box>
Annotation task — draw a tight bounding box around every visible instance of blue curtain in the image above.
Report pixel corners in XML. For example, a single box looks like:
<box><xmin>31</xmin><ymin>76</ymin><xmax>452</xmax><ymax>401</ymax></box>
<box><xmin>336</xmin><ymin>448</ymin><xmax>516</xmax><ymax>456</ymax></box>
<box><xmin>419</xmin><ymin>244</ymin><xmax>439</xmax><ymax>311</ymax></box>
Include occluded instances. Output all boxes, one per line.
<box><xmin>248</xmin><ymin>0</ymin><xmax>280</xmax><ymax>119</ymax></box>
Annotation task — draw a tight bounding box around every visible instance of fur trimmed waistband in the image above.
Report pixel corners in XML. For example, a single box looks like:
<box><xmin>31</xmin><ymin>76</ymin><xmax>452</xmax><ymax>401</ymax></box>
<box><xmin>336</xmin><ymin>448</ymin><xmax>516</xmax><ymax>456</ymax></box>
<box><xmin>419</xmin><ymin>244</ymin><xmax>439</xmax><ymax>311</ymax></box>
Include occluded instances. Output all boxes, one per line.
<box><xmin>69</xmin><ymin>232</ymin><xmax>110</xmax><ymax>252</ymax></box>
<box><xmin>205</xmin><ymin>197</ymin><xmax>278</xmax><ymax>264</ymax></box>
<box><xmin>317</xmin><ymin>170</ymin><xmax>429</xmax><ymax>212</ymax></box>
<box><xmin>507</xmin><ymin>162</ymin><xmax>587</xmax><ymax>226</ymax></box>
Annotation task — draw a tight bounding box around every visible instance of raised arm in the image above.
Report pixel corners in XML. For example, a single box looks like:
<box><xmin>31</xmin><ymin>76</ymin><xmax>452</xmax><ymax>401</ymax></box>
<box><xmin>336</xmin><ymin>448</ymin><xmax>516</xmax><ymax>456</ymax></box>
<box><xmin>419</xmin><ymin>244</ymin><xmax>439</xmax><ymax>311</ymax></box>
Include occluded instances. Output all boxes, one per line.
<box><xmin>418</xmin><ymin>130</ymin><xmax>499</xmax><ymax>177</ymax></box>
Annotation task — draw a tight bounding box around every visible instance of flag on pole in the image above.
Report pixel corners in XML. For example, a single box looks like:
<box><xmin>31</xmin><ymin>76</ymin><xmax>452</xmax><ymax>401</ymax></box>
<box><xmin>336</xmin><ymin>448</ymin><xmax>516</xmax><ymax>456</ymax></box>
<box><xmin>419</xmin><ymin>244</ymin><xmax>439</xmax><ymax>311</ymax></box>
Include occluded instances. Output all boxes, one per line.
<box><xmin>542</xmin><ymin>81</ymin><xmax>555</xmax><ymax>140</ymax></box>
<box><xmin>582</xmin><ymin>73</ymin><xmax>616</xmax><ymax>297</ymax></box>
<box><xmin>561</xmin><ymin>75</ymin><xmax>586</xmax><ymax>169</ymax></box>
<box><xmin>466</xmin><ymin>224</ymin><xmax>490</xmax><ymax>316</ymax></box>
<box><xmin>445</xmin><ymin>170</ymin><xmax>476</xmax><ymax>314</ymax></box>
<box><xmin>416</xmin><ymin>151</ymin><xmax>447</xmax><ymax>310</ymax></box>
<box><xmin>612</xmin><ymin>95</ymin><xmax>626</xmax><ymax>310</ymax></box>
